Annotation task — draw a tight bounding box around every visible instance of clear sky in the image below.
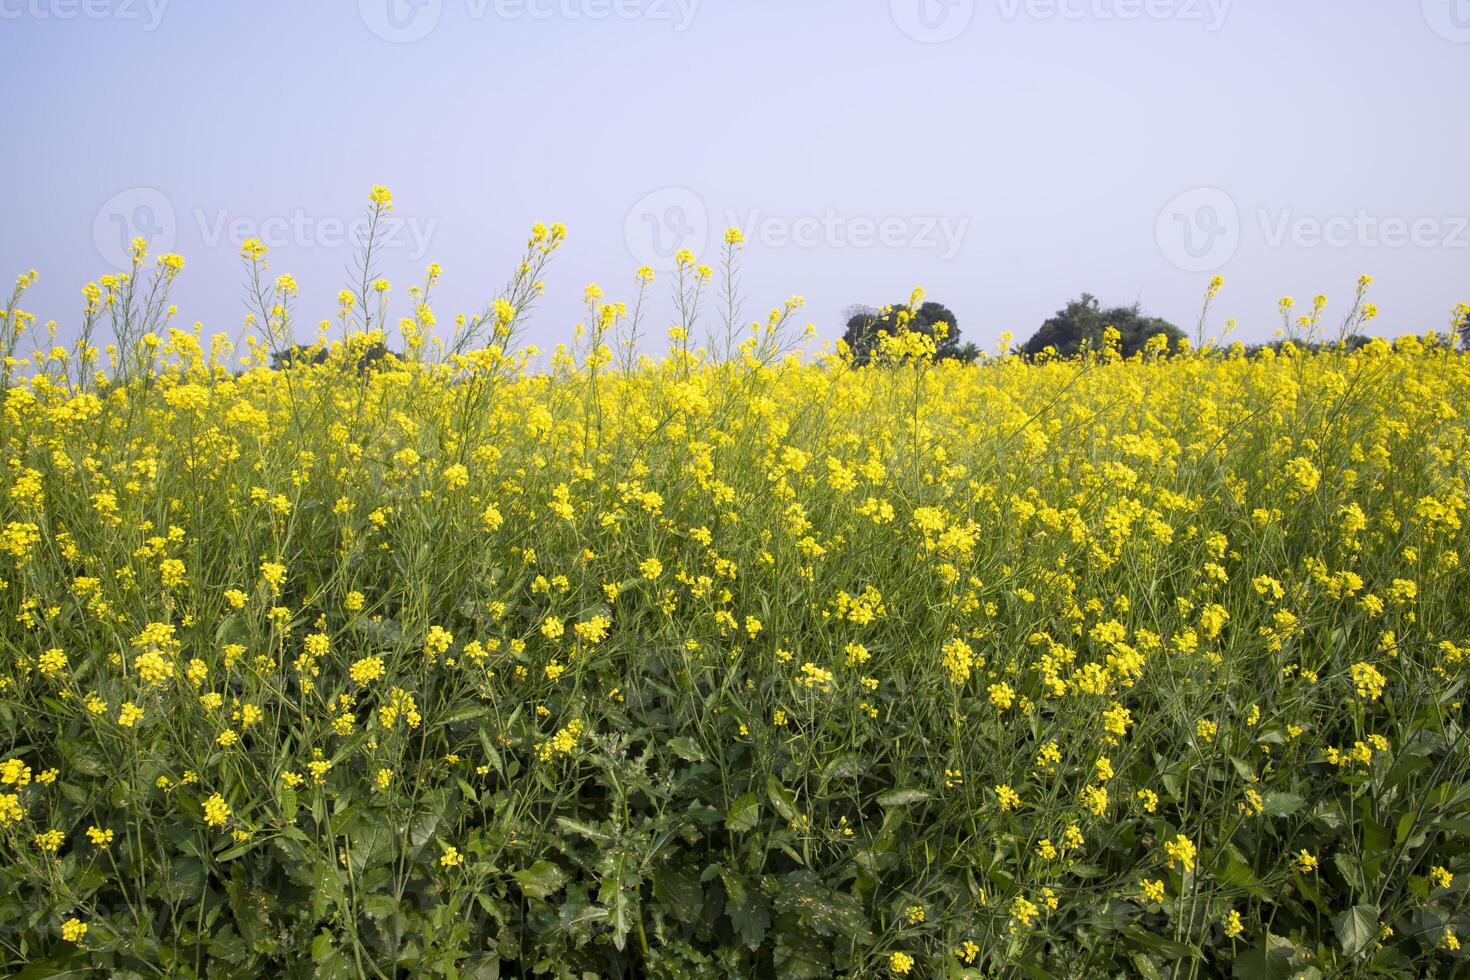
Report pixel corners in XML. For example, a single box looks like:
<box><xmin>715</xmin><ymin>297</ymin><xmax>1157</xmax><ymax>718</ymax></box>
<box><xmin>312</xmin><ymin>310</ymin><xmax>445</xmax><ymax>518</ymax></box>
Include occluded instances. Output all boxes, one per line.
<box><xmin>2</xmin><ymin>0</ymin><xmax>1467</xmax><ymax>353</ymax></box>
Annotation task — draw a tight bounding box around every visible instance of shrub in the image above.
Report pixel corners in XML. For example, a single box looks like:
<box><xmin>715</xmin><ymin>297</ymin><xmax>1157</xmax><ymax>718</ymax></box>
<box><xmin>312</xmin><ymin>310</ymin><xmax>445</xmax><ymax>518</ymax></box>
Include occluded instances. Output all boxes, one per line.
<box><xmin>1022</xmin><ymin>293</ymin><xmax>1184</xmax><ymax>358</ymax></box>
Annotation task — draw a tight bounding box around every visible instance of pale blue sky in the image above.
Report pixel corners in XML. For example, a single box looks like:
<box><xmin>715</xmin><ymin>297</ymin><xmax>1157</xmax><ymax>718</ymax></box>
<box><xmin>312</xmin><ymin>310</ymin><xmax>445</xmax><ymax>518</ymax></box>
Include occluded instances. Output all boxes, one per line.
<box><xmin>1</xmin><ymin>0</ymin><xmax>1467</xmax><ymax>352</ymax></box>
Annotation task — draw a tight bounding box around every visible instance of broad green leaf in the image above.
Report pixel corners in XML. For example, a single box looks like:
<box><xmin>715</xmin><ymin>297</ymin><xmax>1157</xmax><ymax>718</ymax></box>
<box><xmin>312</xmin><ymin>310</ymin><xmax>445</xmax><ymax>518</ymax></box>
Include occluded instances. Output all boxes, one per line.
<box><xmin>556</xmin><ymin>817</ymin><xmax>615</xmax><ymax>843</ymax></box>
<box><xmin>726</xmin><ymin>793</ymin><xmax>760</xmax><ymax>833</ymax></box>
<box><xmin>1231</xmin><ymin>931</ymin><xmax>1302</xmax><ymax>980</ymax></box>
<box><xmin>877</xmin><ymin>788</ymin><xmax>932</xmax><ymax>807</ymax></box>
<box><xmin>766</xmin><ymin>776</ymin><xmax>799</xmax><ymax>823</ymax></box>
<box><xmin>515</xmin><ymin>860</ymin><xmax>567</xmax><ymax>900</ymax></box>
<box><xmin>1334</xmin><ymin>904</ymin><xmax>1379</xmax><ymax>958</ymax></box>
<box><xmin>652</xmin><ymin>865</ymin><xmax>703</xmax><ymax>921</ymax></box>
<box><xmin>669</xmin><ymin>736</ymin><xmax>705</xmax><ymax>762</ymax></box>
<box><xmin>1262</xmin><ymin>792</ymin><xmax>1304</xmax><ymax>817</ymax></box>
<box><xmin>598</xmin><ymin>851</ymin><xmax>640</xmax><ymax>951</ymax></box>
<box><xmin>727</xmin><ymin>888</ymin><xmax>770</xmax><ymax>950</ymax></box>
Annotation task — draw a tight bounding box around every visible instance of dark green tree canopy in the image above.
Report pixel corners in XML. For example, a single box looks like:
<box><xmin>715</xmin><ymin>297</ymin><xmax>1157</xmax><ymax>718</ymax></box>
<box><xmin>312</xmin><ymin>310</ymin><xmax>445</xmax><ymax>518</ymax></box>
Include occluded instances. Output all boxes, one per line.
<box><xmin>1022</xmin><ymin>294</ymin><xmax>1184</xmax><ymax>358</ymax></box>
<box><xmin>269</xmin><ymin>342</ymin><xmax>395</xmax><ymax>373</ymax></box>
<box><xmin>841</xmin><ymin>301</ymin><xmax>978</xmax><ymax>365</ymax></box>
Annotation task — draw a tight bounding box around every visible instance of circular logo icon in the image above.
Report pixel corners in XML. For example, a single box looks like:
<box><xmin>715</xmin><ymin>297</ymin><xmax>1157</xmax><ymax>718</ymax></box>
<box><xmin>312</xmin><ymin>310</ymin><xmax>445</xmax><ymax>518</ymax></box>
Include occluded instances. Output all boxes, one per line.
<box><xmin>624</xmin><ymin>187</ymin><xmax>709</xmax><ymax>272</ymax></box>
<box><xmin>360</xmin><ymin>0</ymin><xmax>443</xmax><ymax>43</ymax></box>
<box><xmin>891</xmin><ymin>0</ymin><xmax>975</xmax><ymax>43</ymax></box>
<box><xmin>93</xmin><ymin>187</ymin><xmax>177</xmax><ymax>270</ymax></box>
<box><xmin>1155</xmin><ymin>187</ymin><xmax>1240</xmax><ymax>273</ymax></box>
<box><xmin>1423</xmin><ymin>0</ymin><xmax>1470</xmax><ymax>42</ymax></box>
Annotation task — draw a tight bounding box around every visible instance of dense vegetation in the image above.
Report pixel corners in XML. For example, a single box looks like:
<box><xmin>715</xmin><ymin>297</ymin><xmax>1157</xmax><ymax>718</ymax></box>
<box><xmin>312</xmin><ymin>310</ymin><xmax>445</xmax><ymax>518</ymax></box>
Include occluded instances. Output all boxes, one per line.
<box><xmin>2</xmin><ymin>191</ymin><xmax>1470</xmax><ymax>977</ymax></box>
<box><xmin>1020</xmin><ymin>293</ymin><xmax>1185</xmax><ymax>359</ymax></box>
<box><xmin>840</xmin><ymin>301</ymin><xmax>977</xmax><ymax>365</ymax></box>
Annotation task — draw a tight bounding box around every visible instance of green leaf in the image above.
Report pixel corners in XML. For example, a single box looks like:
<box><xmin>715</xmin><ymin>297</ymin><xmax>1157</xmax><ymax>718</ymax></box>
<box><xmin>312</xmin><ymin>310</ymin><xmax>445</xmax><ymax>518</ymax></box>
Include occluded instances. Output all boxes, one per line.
<box><xmin>515</xmin><ymin>860</ymin><xmax>567</xmax><ymax>900</ymax></box>
<box><xmin>598</xmin><ymin>851</ymin><xmax>641</xmax><ymax>951</ymax></box>
<box><xmin>1123</xmin><ymin>926</ymin><xmax>1200</xmax><ymax>961</ymax></box>
<box><xmin>1231</xmin><ymin>932</ymin><xmax>1302</xmax><ymax>980</ymax></box>
<box><xmin>669</xmin><ymin>736</ymin><xmax>705</xmax><ymax>762</ymax></box>
<box><xmin>407</xmin><ymin>787</ymin><xmax>448</xmax><ymax>854</ymax></box>
<box><xmin>1130</xmin><ymin>953</ymin><xmax>1164</xmax><ymax>980</ymax></box>
<box><xmin>726</xmin><ymin>793</ymin><xmax>760</xmax><ymax>833</ymax></box>
<box><xmin>772</xmin><ymin>870</ymin><xmax>872</xmax><ymax>941</ymax></box>
<box><xmin>1262</xmin><ymin>792</ymin><xmax>1304</xmax><ymax>817</ymax></box>
<box><xmin>312</xmin><ymin>859</ymin><xmax>346</xmax><ymax>921</ymax></box>
<box><xmin>362</xmin><ymin>894</ymin><xmax>399</xmax><ymax>921</ymax></box>
<box><xmin>461</xmin><ymin>954</ymin><xmax>501</xmax><ymax>980</ymax></box>
<box><xmin>766</xmin><ymin>776</ymin><xmax>799</xmax><ymax>823</ymax></box>
<box><xmin>1333</xmin><ymin>904</ymin><xmax>1379</xmax><ymax>958</ymax></box>
<box><xmin>877</xmin><ymin>788</ymin><xmax>932</xmax><ymax>807</ymax></box>
<box><xmin>216</xmin><ymin>836</ymin><xmax>265</xmax><ymax>862</ymax></box>
<box><xmin>774</xmin><ymin>931</ymin><xmax>830</xmax><ymax>979</ymax></box>
<box><xmin>652</xmin><ymin>865</ymin><xmax>703</xmax><ymax>922</ymax></box>
<box><xmin>435</xmin><ymin>704</ymin><xmax>495</xmax><ymax>729</ymax></box>
<box><xmin>555</xmin><ymin>817</ymin><xmax>615</xmax><ymax>843</ymax></box>
<box><xmin>820</xmin><ymin>752</ymin><xmax>870</xmax><ymax>781</ymax></box>
<box><xmin>1395</xmin><ymin>809</ymin><xmax>1422</xmax><ymax>847</ymax></box>
<box><xmin>1333</xmin><ymin>852</ymin><xmax>1364</xmax><ymax>892</ymax></box>
<box><xmin>310</xmin><ymin>930</ymin><xmax>355</xmax><ymax>980</ymax></box>
<box><xmin>478</xmin><ymin>730</ymin><xmax>507</xmax><ymax>778</ymax></box>
<box><xmin>728</xmin><ymin>888</ymin><xmax>770</xmax><ymax>950</ymax></box>
<box><xmin>226</xmin><ymin>866</ymin><xmax>278</xmax><ymax>955</ymax></box>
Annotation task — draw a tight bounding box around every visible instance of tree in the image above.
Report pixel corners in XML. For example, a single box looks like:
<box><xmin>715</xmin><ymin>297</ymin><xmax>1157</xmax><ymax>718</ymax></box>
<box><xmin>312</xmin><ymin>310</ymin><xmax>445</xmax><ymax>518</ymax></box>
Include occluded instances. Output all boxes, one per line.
<box><xmin>269</xmin><ymin>341</ymin><xmax>396</xmax><ymax>372</ymax></box>
<box><xmin>841</xmin><ymin>300</ymin><xmax>977</xmax><ymax>365</ymax></box>
<box><xmin>1240</xmin><ymin>334</ymin><xmax>1375</xmax><ymax>357</ymax></box>
<box><xmin>269</xmin><ymin>345</ymin><xmax>329</xmax><ymax>371</ymax></box>
<box><xmin>1022</xmin><ymin>294</ymin><xmax>1184</xmax><ymax>358</ymax></box>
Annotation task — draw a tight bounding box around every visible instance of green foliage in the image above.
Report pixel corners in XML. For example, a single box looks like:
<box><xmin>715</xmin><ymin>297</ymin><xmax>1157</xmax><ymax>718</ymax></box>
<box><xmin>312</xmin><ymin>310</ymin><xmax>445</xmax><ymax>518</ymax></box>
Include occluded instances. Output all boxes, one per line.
<box><xmin>1022</xmin><ymin>293</ymin><xmax>1185</xmax><ymax>358</ymax></box>
<box><xmin>841</xmin><ymin>301</ymin><xmax>978</xmax><ymax>365</ymax></box>
<box><xmin>270</xmin><ymin>342</ymin><xmax>397</xmax><ymax>373</ymax></box>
